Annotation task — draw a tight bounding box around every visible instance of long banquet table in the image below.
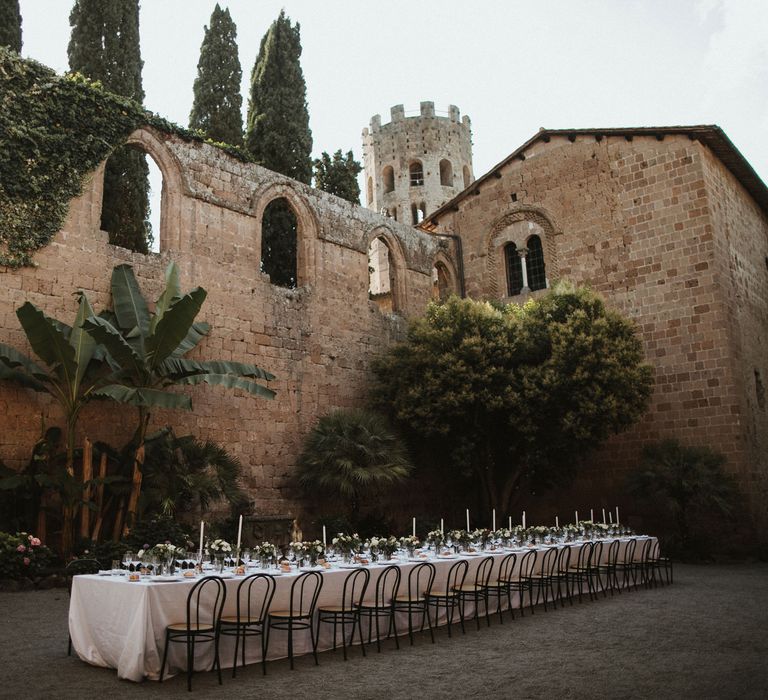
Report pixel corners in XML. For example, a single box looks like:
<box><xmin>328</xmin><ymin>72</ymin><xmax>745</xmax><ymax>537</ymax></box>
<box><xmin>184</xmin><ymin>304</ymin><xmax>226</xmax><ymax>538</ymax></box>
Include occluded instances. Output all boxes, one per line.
<box><xmin>69</xmin><ymin>536</ymin><xmax>655</xmax><ymax>682</ymax></box>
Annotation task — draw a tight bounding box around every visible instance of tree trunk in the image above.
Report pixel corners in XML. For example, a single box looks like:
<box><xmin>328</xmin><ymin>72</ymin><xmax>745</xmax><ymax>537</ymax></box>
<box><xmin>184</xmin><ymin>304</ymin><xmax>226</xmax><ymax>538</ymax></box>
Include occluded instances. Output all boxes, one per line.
<box><xmin>499</xmin><ymin>464</ymin><xmax>526</xmax><ymax>520</ymax></box>
<box><xmin>79</xmin><ymin>438</ymin><xmax>93</xmax><ymax>540</ymax></box>
<box><xmin>90</xmin><ymin>452</ymin><xmax>107</xmax><ymax>541</ymax></box>
<box><xmin>123</xmin><ymin>408</ymin><xmax>150</xmax><ymax>537</ymax></box>
<box><xmin>61</xmin><ymin>415</ymin><xmax>78</xmax><ymax>557</ymax></box>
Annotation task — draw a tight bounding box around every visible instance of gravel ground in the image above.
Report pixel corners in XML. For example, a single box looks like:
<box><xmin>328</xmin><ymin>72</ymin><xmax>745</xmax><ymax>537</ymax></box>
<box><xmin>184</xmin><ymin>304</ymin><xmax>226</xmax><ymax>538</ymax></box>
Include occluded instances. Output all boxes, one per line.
<box><xmin>0</xmin><ymin>563</ymin><xmax>766</xmax><ymax>699</ymax></box>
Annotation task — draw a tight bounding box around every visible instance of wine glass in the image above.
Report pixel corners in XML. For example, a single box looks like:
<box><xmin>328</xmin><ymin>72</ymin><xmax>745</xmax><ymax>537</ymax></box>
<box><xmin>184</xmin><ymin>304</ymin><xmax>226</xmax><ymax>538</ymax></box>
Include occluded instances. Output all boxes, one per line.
<box><xmin>122</xmin><ymin>551</ymin><xmax>134</xmax><ymax>572</ymax></box>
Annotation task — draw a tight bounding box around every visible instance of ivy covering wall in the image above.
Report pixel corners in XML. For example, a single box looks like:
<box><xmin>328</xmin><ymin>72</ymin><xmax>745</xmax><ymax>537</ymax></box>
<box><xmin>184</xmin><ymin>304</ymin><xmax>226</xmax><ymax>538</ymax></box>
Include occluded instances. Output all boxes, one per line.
<box><xmin>0</xmin><ymin>47</ymin><xmax>250</xmax><ymax>268</ymax></box>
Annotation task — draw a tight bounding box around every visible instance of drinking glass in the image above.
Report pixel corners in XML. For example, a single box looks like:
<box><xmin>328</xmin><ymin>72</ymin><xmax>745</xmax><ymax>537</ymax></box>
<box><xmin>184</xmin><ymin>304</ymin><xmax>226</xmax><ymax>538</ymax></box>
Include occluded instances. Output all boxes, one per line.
<box><xmin>122</xmin><ymin>551</ymin><xmax>134</xmax><ymax>571</ymax></box>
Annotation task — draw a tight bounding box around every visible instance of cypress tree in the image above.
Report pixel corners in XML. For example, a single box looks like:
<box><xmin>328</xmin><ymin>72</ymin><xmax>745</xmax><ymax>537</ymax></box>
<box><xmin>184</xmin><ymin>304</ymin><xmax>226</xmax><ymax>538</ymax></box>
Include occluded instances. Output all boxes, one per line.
<box><xmin>313</xmin><ymin>150</ymin><xmax>362</xmax><ymax>204</ymax></box>
<box><xmin>246</xmin><ymin>10</ymin><xmax>312</xmax><ymax>184</ymax></box>
<box><xmin>189</xmin><ymin>4</ymin><xmax>243</xmax><ymax>146</ymax></box>
<box><xmin>0</xmin><ymin>0</ymin><xmax>22</xmax><ymax>53</ymax></box>
<box><xmin>68</xmin><ymin>0</ymin><xmax>151</xmax><ymax>253</ymax></box>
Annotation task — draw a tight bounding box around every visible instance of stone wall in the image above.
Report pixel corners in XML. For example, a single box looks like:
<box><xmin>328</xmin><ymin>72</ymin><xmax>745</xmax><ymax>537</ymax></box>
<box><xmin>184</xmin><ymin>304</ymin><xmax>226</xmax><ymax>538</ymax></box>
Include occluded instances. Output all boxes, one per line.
<box><xmin>429</xmin><ymin>132</ymin><xmax>768</xmax><ymax>526</ymax></box>
<box><xmin>0</xmin><ymin>126</ymin><xmax>453</xmax><ymax>518</ymax></box>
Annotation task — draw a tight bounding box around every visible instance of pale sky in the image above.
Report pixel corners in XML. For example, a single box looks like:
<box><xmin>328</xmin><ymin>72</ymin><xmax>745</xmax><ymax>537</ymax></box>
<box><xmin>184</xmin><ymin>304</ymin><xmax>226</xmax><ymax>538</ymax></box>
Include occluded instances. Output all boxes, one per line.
<box><xmin>17</xmin><ymin>0</ymin><xmax>768</xmax><ymax>203</ymax></box>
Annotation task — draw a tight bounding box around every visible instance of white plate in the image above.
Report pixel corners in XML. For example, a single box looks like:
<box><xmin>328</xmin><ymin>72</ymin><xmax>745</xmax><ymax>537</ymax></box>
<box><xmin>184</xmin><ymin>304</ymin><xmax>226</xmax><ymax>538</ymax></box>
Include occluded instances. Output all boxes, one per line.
<box><xmin>338</xmin><ymin>563</ymin><xmax>363</xmax><ymax>569</ymax></box>
<box><xmin>437</xmin><ymin>555</ymin><xmax>458</xmax><ymax>560</ymax></box>
<box><xmin>461</xmin><ymin>552</ymin><xmax>481</xmax><ymax>557</ymax></box>
<box><xmin>300</xmin><ymin>566</ymin><xmax>324</xmax><ymax>572</ymax></box>
<box><xmin>152</xmin><ymin>576</ymin><xmax>182</xmax><ymax>582</ymax></box>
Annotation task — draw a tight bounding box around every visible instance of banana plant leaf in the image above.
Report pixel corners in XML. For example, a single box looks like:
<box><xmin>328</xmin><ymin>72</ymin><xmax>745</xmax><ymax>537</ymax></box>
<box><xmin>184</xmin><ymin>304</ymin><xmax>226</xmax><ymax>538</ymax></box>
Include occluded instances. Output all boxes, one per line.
<box><xmin>70</xmin><ymin>292</ymin><xmax>98</xmax><ymax>390</ymax></box>
<box><xmin>111</xmin><ymin>264</ymin><xmax>150</xmax><ymax>348</ymax></box>
<box><xmin>145</xmin><ymin>288</ymin><xmax>207</xmax><ymax>368</ymax></box>
<box><xmin>171</xmin><ymin>321</ymin><xmax>210</xmax><ymax>358</ymax></box>
<box><xmin>159</xmin><ymin>358</ymin><xmax>276</xmax><ymax>381</ymax></box>
<box><xmin>16</xmin><ymin>302</ymin><xmax>77</xmax><ymax>390</ymax></box>
<box><xmin>150</xmin><ymin>262</ymin><xmax>182</xmax><ymax>334</ymax></box>
<box><xmin>172</xmin><ymin>373</ymin><xmax>276</xmax><ymax>400</ymax></box>
<box><xmin>83</xmin><ymin>315</ymin><xmax>145</xmax><ymax>378</ymax></box>
<box><xmin>0</xmin><ymin>342</ymin><xmax>50</xmax><ymax>382</ymax></box>
<box><xmin>92</xmin><ymin>383</ymin><xmax>193</xmax><ymax>410</ymax></box>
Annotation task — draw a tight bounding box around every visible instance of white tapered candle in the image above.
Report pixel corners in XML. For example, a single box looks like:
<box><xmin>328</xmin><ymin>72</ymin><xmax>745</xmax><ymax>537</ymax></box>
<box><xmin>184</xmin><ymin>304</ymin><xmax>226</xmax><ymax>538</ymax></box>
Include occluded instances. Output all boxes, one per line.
<box><xmin>602</xmin><ymin>508</ymin><xmax>606</xmax><ymax>525</ymax></box>
<box><xmin>590</xmin><ymin>509</ymin><xmax>594</xmax><ymax>522</ymax></box>
<box><xmin>609</xmin><ymin>512</ymin><xmax>613</xmax><ymax>524</ymax></box>
<box><xmin>492</xmin><ymin>509</ymin><xmax>496</xmax><ymax>531</ymax></box>
<box><xmin>198</xmin><ymin>521</ymin><xmax>204</xmax><ymax>561</ymax></box>
<box><xmin>508</xmin><ymin>516</ymin><xmax>512</xmax><ymax>530</ymax></box>
<box><xmin>466</xmin><ymin>509</ymin><xmax>470</xmax><ymax>531</ymax></box>
<box><xmin>522</xmin><ymin>511</ymin><xmax>526</xmax><ymax>529</ymax></box>
<box><xmin>440</xmin><ymin>518</ymin><xmax>444</xmax><ymax>535</ymax></box>
<box><xmin>616</xmin><ymin>506</ymin><xmax>620</xmax><ymax>525</ymax></box>
<box><xmin>412</xmin><ymin>517</ymin><xmax>416</xmax><ymax>538</ymax></box>
<box><xmin>555</xmin><ymin>516</ymin><xmax>559</xmax><ymax>528</ymax></box>
<box><xmin>236</xmin><ymin>514</ymin><xmax>243</xmax><ymax>554</ymax></box>
<box><xmin>322</xmin><ymin>525</ymin><xmax>327</xmax><ymax>548</ymax></box>
<box><xmin>575</xmin><ymin>510</ymin><xmax>579</xmax><ymax>527</ymax></box>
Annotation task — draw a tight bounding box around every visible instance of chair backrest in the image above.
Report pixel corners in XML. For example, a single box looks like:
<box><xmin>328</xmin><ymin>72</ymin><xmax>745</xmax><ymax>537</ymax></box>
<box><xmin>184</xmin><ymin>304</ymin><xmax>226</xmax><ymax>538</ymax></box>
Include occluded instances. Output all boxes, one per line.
<box><xmin>590</xmin><ymin>541</ymin><xmax>604</xmax><ymax>569</ymax></box>
<box><xmin>443</xmin><ymin>559</ymin><xmax>468</xmax><ymax>592</ymax></box>
<box><xmin>237</xmin><ymin>573</ymin><xmax>276</xmax><ymax>625</ymax></box>
<box><xmin>339</xmin><ymin>568</ymin><xmax>370</xmax><ymax>612</ymax></box>
<box><xmin>637</xmin><ymin>538</ymin><xmax>653</xmax><ymax>565</ymax></box>
<box><xmin>64</xmin><ymin>558</ymin><xmax>101</xmax><ymax>594</ymax></box>
<box><xmin>186</xmin><ymin>576</ymin><xmax>227</xmax><ymax>632</ymax></box>
<box><xmin>406</xmin><ymin>562</ymin><xmax>435</xmax><ymax>600</ymax></box>
<box><xmin>518</xmin><ymin>549</ymin><xmax>538</xmax><ymax>578</ymax></box>
<box><xmin>496</xmin><ymin>552</ymin><xmax>517</xmax><ymax>582</ymax></box>
<box><xmin>604</xmin><ymin>539</ymin><xmax>620</xmax><ymax>566</ymax></box>
<box><xmin>650</xmin><ymin>539</ymin><xmax>661</xmax><ymax>561</ymax></box>
<box><xmin>288</xmin><ymin>571</ymin><xmax>323</xmax><ymax>618</ymax></box>
<box><xmin>372</xmin><ymin>564</ymin><xmax>401</xmax><ymax>607</ymax></box>
<box><xmin>555</xmin><ymin>545</ymin><xmax>571</xmax><ymax>574</ymax></box>
<box><xmin>621</xmin><ymin>538</ymin><xmax>637</xmax><ymax>564</ymax></box>
<box><xmin>539</xmin><ymin>547</ymin><xmax>558</xmax><ymax>576</ymax></box>
<box><xmin>473</xmin><ymin>556</ymin><xmax>495</xmax><ymax>587</ymax></box>
<box><xmin>574</xmin><ymin>541</ymin><xmax>592</xmax><ymax>570</ymax></box>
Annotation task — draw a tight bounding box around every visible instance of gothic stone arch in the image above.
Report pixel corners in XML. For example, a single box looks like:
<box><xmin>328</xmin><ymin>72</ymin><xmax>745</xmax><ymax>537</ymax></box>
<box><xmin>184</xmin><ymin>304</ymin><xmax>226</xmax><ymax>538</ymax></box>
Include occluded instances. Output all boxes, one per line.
<box><xmin>249</xmin><ymin>181</ymin><xmax>320</xmax><ymax>289</ymax></box>
<box><xmin>432</xmin><ymin>249</ymin><xmax>460</xmax><ymax>299</ymax></box>
<box><xmin>486</xmin><ymin>206</ymin><xmax>560</xmax><ymax>298</ymax></box>
<box><xmin>365</xmin><ymin>224</ymin><xmax>409</xmax><ymax>312</ymax></box>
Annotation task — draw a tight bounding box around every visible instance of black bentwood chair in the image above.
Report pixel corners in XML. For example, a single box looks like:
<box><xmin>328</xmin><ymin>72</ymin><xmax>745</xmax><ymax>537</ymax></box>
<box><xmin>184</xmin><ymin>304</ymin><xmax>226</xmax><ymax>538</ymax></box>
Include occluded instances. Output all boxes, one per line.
<box><xmin>454</xmin><ymin>555</ymin><xmax>495</xmax><ymax>631</ymax></box>
<box><xmin>357</xmin><ymin>564</ymin><xmax>401</xmax><ymax>652</ymax></box>
<box><xmin>646</xmin><ymin>539</ymin><xmax>673</xmax><ymax>587</ymax></box>
<box><xmin>597</xmin><ymin>538</ymin><xmax>621</xmax><ymax>597</ymax></box>
<box><xmin>506</xmin><ymin>549</ymin><xmax>538</xmax><ymax>615</ymax></box>
<box><xmin>264</xmin><ymin>571</ymin><xmax>323</xmax><ymax>670</ymax></box>
<box><xmin>318</xmin><ymin>567</ymin><xmax>370</xmax><ymax>660</ymax></box>
<box><xmin>482</xmin><ymin>552</ymin><xmax>517</xmax><ymax>623</ymax></box>
<box><xmin>614</xmin><ymin>538</ymin><xmax>638</xmax><ymax>591</ymax></box>
<box><xmin>65</xmin><ymin>558</ymin><xmax>101</xmax><ymax>656</ymax></box>
<box><xmin>551</xmin><ymin>545</ymin><xmax>572</xmax><ymax>607</ymax></box>
<box><xmin>426</xmin><ymin>559</ymin><xmax>468</xmax><ymax>638</ymax></box>
<box><xmin>524</xmin><ymin>546</ymin><xmax>558</xmax><ymax>612</ymax></box>
<box><xmin>159</xmin><ymin>576</ymin><xmax>227</xmax><ymax>692</ymax></box>
<box><xmin>393</xmin><ymin>562</ymin><xmax>436</xmax><ymax>645</ymax></box>
<box><xmin>567</xmin><ymin>541</ymin><xmax>594</xmax><ymax>603</ymax></box>
<box><xmin>218</xmin><ymin>573</ymin><xmax>276</xmax><ymax>677</ymax></box>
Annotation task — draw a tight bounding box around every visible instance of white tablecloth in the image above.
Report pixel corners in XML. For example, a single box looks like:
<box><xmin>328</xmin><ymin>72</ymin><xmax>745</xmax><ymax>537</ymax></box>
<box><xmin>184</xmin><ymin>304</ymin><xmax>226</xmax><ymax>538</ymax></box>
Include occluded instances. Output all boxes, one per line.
<box><xmin>69</xmin><ymin>536</ymin><xmax>654</xmax><ymax>682</ymax></box>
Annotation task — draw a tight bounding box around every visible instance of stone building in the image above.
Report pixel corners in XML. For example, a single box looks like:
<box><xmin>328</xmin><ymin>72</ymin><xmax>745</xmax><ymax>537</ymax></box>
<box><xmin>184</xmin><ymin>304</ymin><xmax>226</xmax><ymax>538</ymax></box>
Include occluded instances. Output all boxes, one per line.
<box><xmin>421</xmin><ymin>125</ymin><xmax>768</xmax><ymax>528</ymax></box>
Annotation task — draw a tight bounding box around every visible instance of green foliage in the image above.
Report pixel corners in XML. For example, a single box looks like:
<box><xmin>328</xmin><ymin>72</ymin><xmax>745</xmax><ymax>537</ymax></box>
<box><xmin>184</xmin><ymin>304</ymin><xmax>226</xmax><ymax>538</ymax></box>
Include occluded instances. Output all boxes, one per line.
<box><xmin>261</xmin><ymin>198</ymin><xmax>298</xmax><ymax>288</ymax></box>
<box><xmin>0</xmin><ymin>0</ymin><xmax>21</xmax><ymax>53</ymax></box>
<box><xmin>627</xmin><ymin>439</ymin><xmax>740</xmax><ymax>555</ymax></box>
<box><xmin>121</xmin><ymin>515</ymin><xmax>192</xmax><ymax>551</ymax></box>
<box><xmin>189</xmin><ymin>3</ymin><xmax>243</xmax><ymax>146</ymax></box>
<box><xmin>0</xmin><ymin>47</ymin><xmax>253</xmax><ymax>269</ymax></box>
<box><xmin>297</xmin><ymin>409</ymin><xmax>412</xmax><ymax>517</ymax></box>
<box><xmin>313</xmin><ymin>149</ymin><xmax>362</xmax><ymax>204</ymax></box>
<box><xmin>0</xmin><ymin>532</ymin><xmax>55</xmax><ymax>579</ymax></box>
<box><xmin>372</xmin><ymin>284</ymin><xmax>654</xmax><ymax>515</ymax></box>
<box><xmin>141</xmin><ymin>428</ymin><xmax>247</xmax><ymax>517</ymax></box>
<box><xmin>246</xmin><ymin>10</ymin><xmax>312</xmax><ymax>184</ymax></box>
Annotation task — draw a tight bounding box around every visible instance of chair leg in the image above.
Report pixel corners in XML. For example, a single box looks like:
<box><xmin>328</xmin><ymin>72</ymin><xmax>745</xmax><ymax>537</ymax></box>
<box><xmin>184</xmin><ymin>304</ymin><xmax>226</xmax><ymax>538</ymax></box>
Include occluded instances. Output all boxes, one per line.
<box><xmin>261</xmin><ymin>625</ymin><xmax>269</xmax><ymax>676</ymax></box>
<box><xmin>311</xmin><ymin>619</ymin><xmax>320</xmax><ymax>666</ymax></box>
<box><xmin>288</xmin><ymin>621</ymin><xmax>294</xmax><ymax>670</ymax></box>
<box><xmin>214</xmin><ymin>631</ymin><xmax>222</xmax><ymax>686</ymax></box>
<box><xmin>340</xmin><ymin>616</ymin><xmax>348</xmax><ymax>661</ymax></box>
<box><xmin>67</xmin><ymin>635</ymin><xmax>72</xmax><ymax>657</ymax></box>
<box><xmin>389</xmin><ymin>608</ymin><xmax>399</xmax><ymax>650</ymax></box>
<box><xmin>187</xmin><ymin>636</ymin><xmax>194</xmax><ymax>692</ymax></box>
<box><xmin>357</xmin><ymin>614</ymin><xmax>367</xmax><ymax>657</ymax></box>
<box><xmin>231</xmin><ymin>626</ymin><xmax>240</xmax><ymax>678</ymax></box>
<box><xmin>425</xmin><ymin>605</ymin><xmax>435</xmax><ymax>644</ymax></box>
<box><xmin>159</xmin><ymin>630</ymin><xmax>170</xmax><ymax>683</ymax></box>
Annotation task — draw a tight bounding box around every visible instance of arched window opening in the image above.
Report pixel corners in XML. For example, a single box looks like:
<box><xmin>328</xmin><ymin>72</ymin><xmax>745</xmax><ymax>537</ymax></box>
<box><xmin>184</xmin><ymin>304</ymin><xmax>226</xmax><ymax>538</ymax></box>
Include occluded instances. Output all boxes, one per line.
<box><xmin>366</xmin><ymin>176</ymin><xmax>373</xmax><ymax>205</ymax></box>
<box><xmin>526</xmin><ymin>235</ymin><xmax>547</xmax><ymax>291</ymax></box>
<box><xmin>383</xmin><ymin>166</ymin><xmax>395</xmax><ymax>193</ymax></box>
<box><xmin>419</xmin><ymin>201</ymin><xmax>427</xmax><ymax>221</ymax></box>
<box><xmin>409</xmin><ymin>161</ymin><xmax>424</xmax><ymax>187</ymax></box>
<box><xmin>392</xmin><ymin>207</ymin><xmax>398</xmax><ymax>222</ymax></box>
<box><xmin>439</xmin><ymin>159</ymin><xmax>453</xmax><ymax>186</ymax></box>
<box><xmin>411</xmin><ymin>203</ymin><xmax>419</xmax><ymax>225</ymax></box>
<box><xmin>368</xmin><ymin>236</ymin><xmax>397</xmax><ymax>312</ymax></box>
<box><xmin>101</xmin><ymin>143</ymin><xmax>154</xmax><ymax>254</ymax></box>
<box><xmin>432</xmin><ymin>262</ymin><xmax>451</xmax><ymax>301</ymax></box>
<box><xmin>463</xmin><ymin>165</ymin><xmax>471</xmax><ymax>188</ymax></box>
<box><xmin>505</xmin><ymin>242</ymin><xmax>523</xmax><ymax>296</ymax></box>
<box><xmin>261</xmin><ymin>197</ymin><xmax>298</xmax><ymax>288</ymax></box>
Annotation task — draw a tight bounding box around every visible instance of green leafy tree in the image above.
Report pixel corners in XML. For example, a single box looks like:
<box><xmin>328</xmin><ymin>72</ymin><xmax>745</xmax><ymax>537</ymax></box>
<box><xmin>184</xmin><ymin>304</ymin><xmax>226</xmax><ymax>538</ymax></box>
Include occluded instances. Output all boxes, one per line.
<box><xmin>0</xmin><ymin>295</ymin><xmax>111</xmax><ymax>555</ymax></box>
<box><xmin>297</xmin><ymin>409</ymin><xmax>412</xmax><ymax>520</ymax></box>
<box><xmin>372</xmin><ymin>284</ymin><xmax>653</xmax><ymax>516</ymax></box>
<box><xmin>83</xmin><ymin>262</ymin><xmax>276</xmax><ymax>534</ymax></box>
<box><xmin>68</xmin><ymin>0</ymin><xmax>151</xmax><ymax>253</ymax></box>
<box><xmin>189</xmin><ymin>3</ymin><xmax>243</xmax><ymax>146</ymax></box>
<box><xmin>0</xmin><ymin>0</ymin><xmax>22</xmax><ymax>52</ymax></box>
<box><xmin>313</xmin><ymin>150</ymin><xmax>362</xmax><ymax>204</ymax></box>
<box><xmin>261</xmin><ymin>198</ymin><xmax>298</xmax><ymax>288</ymax></box>
<box><xmin>245</xmin><ymin>9</ymin><xmax>312</xmax><ymax>183</ymax></box>
<box><xmin>627</xmin><ymin>439</ymin><xmax>739</xmax><ymax>555</ymax></box>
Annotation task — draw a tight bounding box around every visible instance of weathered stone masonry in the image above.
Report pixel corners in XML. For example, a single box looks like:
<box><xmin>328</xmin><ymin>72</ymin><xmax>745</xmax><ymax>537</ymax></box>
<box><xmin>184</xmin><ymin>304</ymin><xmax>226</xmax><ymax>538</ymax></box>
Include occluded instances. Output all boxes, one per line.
<box><xmin>0</xmin><ymin>126</ymin><xmax>453</xmax><ymax>517</ymax></box>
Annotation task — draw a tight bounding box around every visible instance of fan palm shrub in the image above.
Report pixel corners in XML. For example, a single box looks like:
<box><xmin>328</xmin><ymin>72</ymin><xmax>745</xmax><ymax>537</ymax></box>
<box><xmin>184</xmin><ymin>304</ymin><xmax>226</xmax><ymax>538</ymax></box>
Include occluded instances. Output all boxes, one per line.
<box><xmin>297</xmin><ymin>409</ymin><xmax>412</xmax><ymax>521</ymax></box>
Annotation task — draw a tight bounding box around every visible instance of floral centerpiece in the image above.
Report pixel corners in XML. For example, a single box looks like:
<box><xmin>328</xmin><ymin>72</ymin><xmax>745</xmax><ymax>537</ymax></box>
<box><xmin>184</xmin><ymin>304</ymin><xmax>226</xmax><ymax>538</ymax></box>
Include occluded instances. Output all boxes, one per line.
<box><xmin>254</xmin><ymin>542</ymin><xmax>279</xmax><ymax>569</ymax></box>
<box><xmin>381</xmin><ymin>536</ymin><xmax>399</xmax><ymax>560</ymax></box>
<box><xmin>449</xmin><ymin>529</ymin><xmax>472</xmax><ymax>552</ymax></box>
<box><xmin>306</xmin><ymin>540</ymin><xmax>325</xmax><ymax>566</ymax></box>
<box><xmin>399</xmin><ymin>535</ymin><xmax>420</xmax><ymax>557</ymax></box>
<box><xmin>332</xmin><ymin>533</ymin><xmax>362</xmax><ymax>561</ymax></box>
<box><xmin>289</xmin><ymin>540</ymin><xmax>308</xmax><ymax>567</ymax></box>
<box><xmin>426</xmin><ymin>529</ymin><xmax>445</xmax><ymax>553</ymax></box>
<box><xmin>366</xmin><ymin>536</ymin><xmax>383</xmax><ymax>562</ymax></box>
<box><xmin>472</xmin><ymin>528</ymin><xmax>492</xmax><ymax>550</ymax></box>
<box><xmin>208</xmin><ymin>539</ymin><xmax>232</xmax><ymax>572</ymax></box>
<box><xmin>527</xmin><ymin>526</ymin><xmax>551</xmax><ymax>544</ymax></box>
<box><xmin>492</xmin><ymin>528</ymin><xmax>512</xmax><ymax>547</ymax></box>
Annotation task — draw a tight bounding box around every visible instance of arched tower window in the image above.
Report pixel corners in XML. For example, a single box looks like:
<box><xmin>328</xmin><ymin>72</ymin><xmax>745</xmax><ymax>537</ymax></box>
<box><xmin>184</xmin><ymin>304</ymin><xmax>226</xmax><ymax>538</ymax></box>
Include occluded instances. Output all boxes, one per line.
<box><xmin>463</xmin><ymin>165</ymin><xmax>471</xmax><ymax>188</ymax></box>
<box><xmin>409</xmin><ymin>161</ymin><xmax>424</xmax><ymax>187</ymax></box>
<box><xmin>368</xmin><ymin>236</ymin><xmax>398</xmax><ymax>312</ymax></box>
<box><xmin>432</xmin><ymin>262</ymin><xmax>451</xmax><ymax>301</ymax></box>
<box><xmin>101</xmin><ymin>143</ymin><xmax>154</xmax><ymax>254</ymax></box>
<box><xmin>525</xmin><ymin>235</ymin><xmax>547</xmax><ymax>291</ymax></box>
<box><xmin>261</xmin><ymin>198</ymin><xmax>298</xmax><ymax>288</ymax></box>
<box><xmin>504</xmin><ymin>242</ymin><xmax>523</xmax><ymax>296</ymax></box>
<box><xmin>383</xmin><ymin>166</ymin><xmax>395</xmax><ymax>193</ymax></box>
<box><xmin>366</xmin><ymin>176</ymin><xmax>373</xmax><ymax>205</ymax></box>
<box><xmin>439</xmin><ymin>159</ymin><xmax>453</xmax><ymax>186</ymax></box>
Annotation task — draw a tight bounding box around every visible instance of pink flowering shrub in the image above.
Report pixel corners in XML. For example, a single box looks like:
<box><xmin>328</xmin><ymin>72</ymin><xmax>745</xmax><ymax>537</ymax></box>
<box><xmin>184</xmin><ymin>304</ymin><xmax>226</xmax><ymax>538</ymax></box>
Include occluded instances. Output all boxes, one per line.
<box><xmin>0</xmin><ymin>532</ymin><xmax>54</xmax><ymax>579</ymax></box>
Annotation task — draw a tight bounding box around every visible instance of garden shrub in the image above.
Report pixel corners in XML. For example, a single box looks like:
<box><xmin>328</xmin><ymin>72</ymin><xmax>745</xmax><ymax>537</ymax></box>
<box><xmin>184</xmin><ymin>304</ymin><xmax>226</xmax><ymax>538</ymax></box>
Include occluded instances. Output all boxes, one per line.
<box><xmin>0</xmin><ymin>531</ymin><xmax>55</xmax><ymax>579</ymax></box>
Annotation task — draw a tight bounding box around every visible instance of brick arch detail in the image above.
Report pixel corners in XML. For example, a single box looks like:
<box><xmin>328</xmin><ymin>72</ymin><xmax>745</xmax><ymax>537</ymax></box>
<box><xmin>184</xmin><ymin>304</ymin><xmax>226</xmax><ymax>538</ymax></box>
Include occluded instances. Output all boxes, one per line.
<box><xmin>432</xmin><ymin>249</ymin><xmax>460</xmax><ymax>297</ymax></box>
<box><xmin>486</xmin><ymin>206</ymin><xmax>560</xmax><ymax>298</ymax></box>
<box><xmin>249</xmin><ymin>182</ymin><xmax>320</xmax><ymax>289</ymax></box>
<box><xmin>365</xmin><ymin>224</ymin><xmax>409</xmax><ymax>312</ymax></box>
